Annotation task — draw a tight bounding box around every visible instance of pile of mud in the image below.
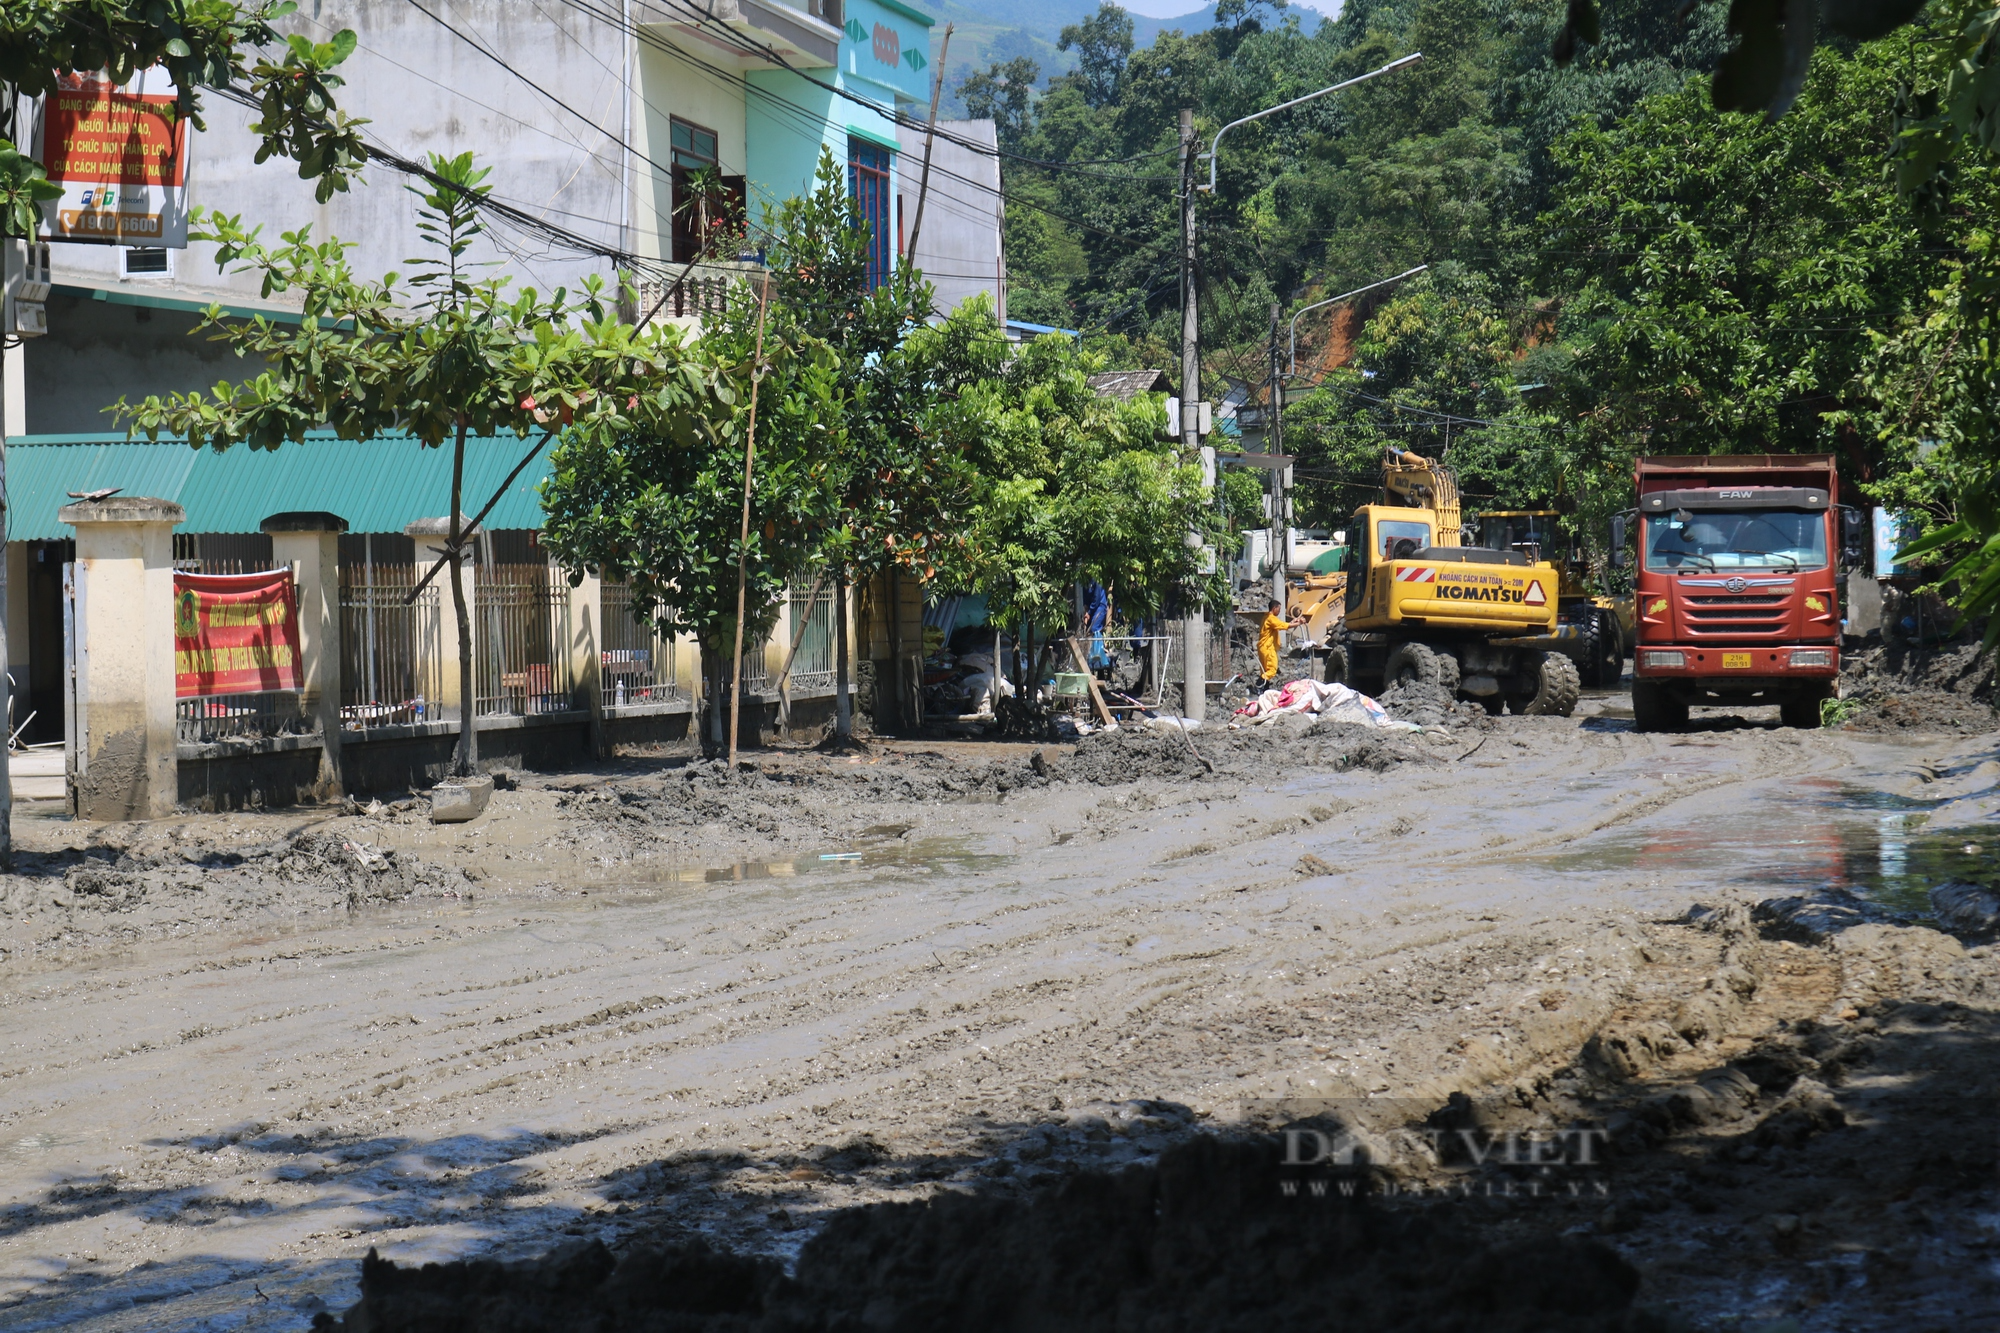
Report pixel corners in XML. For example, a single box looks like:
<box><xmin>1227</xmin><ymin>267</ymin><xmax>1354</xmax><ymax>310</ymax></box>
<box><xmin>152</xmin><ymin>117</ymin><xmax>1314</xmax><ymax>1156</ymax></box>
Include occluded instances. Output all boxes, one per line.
<box><xmin>558</xmin><ymin>752</ymin><xmax>1065</xmax><ymax>833</ymax></box>
<box><xmin>0</xmin><ymin>831</ymin><xmax>472</xmax><ymax>951</ymax></box>
<box><xmin>1840</xmin><ymin>637</ymin><xmax>1995</xmax><ymax>732</ymax></box>
<box><xmin>1376</xmin><ymin>678</ymin><xmax>1494</xmax><ymax>729</ymax></box>
<box><xmin>1059</xmin><ymin>718</ymin><xmax>1447</xmax><ymax>786</ymax></box>
<box><xmin>315</xmin><ymin>1135</ymin><xmax>1655</xmax><ymax>1333</ymax></box>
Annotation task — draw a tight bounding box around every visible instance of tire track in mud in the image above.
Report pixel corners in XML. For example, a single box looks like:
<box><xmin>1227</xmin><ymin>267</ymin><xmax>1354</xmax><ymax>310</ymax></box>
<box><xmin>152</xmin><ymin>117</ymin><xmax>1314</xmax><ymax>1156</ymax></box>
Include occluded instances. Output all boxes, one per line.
<box><xmin>0</xmin><ymin>724</ymin><xmax>1965</xmax><ymax>1329</ymax></box>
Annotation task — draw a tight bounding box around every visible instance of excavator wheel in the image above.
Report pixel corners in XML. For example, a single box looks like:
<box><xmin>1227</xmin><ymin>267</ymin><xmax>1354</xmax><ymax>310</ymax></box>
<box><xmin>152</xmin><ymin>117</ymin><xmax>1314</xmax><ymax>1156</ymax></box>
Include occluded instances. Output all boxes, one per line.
<box><xmin>1513</xmin><ymin>650</ymin><xmax>1581</xmax><ymax>717</ymax></box>
<box><xmin>1384</xmin><ymin>642</ymin><xmax>1461</xmax><ymax>695</ymax></box>
<box><xmin>1322</xmin><ymin>646</ymin><xmax>1349</xmax><ymax>686</ymax></box>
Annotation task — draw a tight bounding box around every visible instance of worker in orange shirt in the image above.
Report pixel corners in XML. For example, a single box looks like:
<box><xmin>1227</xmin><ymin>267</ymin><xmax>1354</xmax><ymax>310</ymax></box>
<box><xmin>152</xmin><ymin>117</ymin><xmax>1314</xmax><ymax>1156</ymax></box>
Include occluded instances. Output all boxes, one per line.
<box><xmin>1256</xmin><ymin>598</ymin><xmax>1295</xmax><ymax>691</ymax></box>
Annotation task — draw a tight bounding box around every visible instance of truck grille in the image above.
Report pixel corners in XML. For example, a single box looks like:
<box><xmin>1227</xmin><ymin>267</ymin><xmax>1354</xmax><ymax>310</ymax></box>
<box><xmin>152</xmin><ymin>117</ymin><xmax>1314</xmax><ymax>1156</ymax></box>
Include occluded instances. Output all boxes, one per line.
<box><xmin>1682</xmin><ymin>593</ymin><xmax>1788</xmax><ymax>636</ymax></box>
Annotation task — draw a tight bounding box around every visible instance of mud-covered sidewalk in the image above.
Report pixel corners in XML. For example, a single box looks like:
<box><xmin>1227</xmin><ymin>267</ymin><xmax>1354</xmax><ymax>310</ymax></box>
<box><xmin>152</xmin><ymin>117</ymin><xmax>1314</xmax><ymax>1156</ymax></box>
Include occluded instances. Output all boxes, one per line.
<box><xmin>0</xmin><ymin>679</ymin><xmax>1997</xmax><ymax>1331</ymax></box>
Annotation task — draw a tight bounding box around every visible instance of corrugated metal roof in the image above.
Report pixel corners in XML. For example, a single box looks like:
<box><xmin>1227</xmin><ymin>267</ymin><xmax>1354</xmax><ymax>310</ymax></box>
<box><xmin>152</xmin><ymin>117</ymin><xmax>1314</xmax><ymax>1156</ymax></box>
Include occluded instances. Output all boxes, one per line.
<box><xmin>6</xmin><ymin>433</ymin><xmax>556</xmax><ymax>540</ymax></box>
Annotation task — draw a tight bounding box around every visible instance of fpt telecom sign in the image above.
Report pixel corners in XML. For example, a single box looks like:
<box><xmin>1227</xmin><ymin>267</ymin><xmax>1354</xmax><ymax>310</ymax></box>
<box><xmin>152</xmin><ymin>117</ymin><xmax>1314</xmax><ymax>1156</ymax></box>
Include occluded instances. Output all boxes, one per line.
<box><xmin>38</xmin><ymin>70</ymin><xmax>190</xmax><ymax>247</ymax></box>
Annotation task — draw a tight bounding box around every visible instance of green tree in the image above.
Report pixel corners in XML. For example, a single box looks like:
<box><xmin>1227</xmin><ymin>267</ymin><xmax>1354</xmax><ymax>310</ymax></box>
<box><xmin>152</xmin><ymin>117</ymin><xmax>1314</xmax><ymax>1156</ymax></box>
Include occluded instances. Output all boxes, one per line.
<box><xmin>959</xmin><ymin>56</ymin><xmax>1041</xmax><ymax>147</ymax></box>
<box><xmin>1057</xmin><ymin>3</ymin><xmax>1135</xmax><ymax>109</ymax></box>
<box><xmin>757</xmin><ymin>151</ymin><xmax>991</xmax><ymax>738</ymax></box>
<box><xmin>959</xmin><ymin>333</ymin><xmax>1229</xmax><ymax>669</ymax></box>
<box><xmin>1538</xmin><ymin>48</ymin><xmax>1933</xmax><ymax>461</ymax></box>
<box><xmin>538</xmin><ymin>306</ymin><xmax>840</xmax><ymax>754</ymax></box>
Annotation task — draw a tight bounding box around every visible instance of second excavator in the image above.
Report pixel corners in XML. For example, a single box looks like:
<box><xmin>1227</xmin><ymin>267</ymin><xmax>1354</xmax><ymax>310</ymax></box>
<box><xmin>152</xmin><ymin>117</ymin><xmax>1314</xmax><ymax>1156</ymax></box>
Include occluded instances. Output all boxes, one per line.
<box><xmin>1328</xmin><ymin>450</ymin><xmax>1580</xmax><ymax>716</ymax></box>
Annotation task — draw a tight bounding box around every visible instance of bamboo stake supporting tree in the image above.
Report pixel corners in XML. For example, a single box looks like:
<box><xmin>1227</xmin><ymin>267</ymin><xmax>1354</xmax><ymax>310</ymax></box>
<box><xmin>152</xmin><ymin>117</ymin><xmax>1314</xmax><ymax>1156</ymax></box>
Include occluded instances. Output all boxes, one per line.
<box><xmin>727</xmin><ymin>276</ymin><xmax>774</xmax><ymax>767</ymax></box>
<box><xmin>447</xmin><ymin>417</ymin><xmax>476</xmax><ymax>775</ymax></box>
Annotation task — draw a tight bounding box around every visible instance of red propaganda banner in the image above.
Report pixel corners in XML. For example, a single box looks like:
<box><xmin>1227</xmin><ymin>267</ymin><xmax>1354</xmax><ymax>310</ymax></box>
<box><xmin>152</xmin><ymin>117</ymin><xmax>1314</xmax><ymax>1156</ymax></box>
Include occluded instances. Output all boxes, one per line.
<box><xmin>43</xmin><ymin>80</ymin><xmax>188</xmax><ymax>187</ymax></box>
<box><xmin>174</xmin><ymin>570</ymin><xmax>302</xmax><ymax>698</ymax></box>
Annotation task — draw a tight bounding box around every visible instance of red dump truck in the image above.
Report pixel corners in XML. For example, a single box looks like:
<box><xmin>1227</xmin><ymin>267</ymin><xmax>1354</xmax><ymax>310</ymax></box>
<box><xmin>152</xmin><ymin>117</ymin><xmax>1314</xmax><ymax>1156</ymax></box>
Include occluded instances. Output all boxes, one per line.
<box><xmin>1618</xmin><ymin>454</ymin><xmax>1859</xmax><ymax>732</ymax></box>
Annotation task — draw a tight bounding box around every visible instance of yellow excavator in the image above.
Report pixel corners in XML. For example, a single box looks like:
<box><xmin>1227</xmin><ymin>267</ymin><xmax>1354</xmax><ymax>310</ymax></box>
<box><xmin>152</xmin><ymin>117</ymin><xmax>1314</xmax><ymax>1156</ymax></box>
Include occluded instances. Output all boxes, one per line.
<box><xmin>1327</xmin><ymin>451</ymin><xmax>1580</xmax><ymax>716</ymax></box>
<box><xmin>1473</xmin><ymin>510</ymin><xmax>1634</xmax><ymax>687</ymax></box>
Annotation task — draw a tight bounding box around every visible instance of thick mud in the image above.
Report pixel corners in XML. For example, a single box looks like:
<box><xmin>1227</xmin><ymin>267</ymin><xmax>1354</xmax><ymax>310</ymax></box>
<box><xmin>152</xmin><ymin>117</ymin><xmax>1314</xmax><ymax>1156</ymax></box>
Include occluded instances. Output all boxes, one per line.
<box><xmin>2</xmin><ymin>691</ymin><xmax>1998</xmax><ymax>1331</ymax></box>
<box><xmin>1840</xmin><ymin>637</ymin><xmax>1995</xmax><ymax>732</ymax></box>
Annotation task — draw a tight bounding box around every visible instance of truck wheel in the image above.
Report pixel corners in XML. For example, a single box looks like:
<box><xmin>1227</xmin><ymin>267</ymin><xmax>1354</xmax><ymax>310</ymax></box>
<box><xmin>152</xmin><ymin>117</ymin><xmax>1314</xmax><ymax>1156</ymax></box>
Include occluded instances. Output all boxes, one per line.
<box><xmin>1516</xmin><ymin>651</ymin><xmax>1581</xmax><ymax>717</ymax></box>
<box><xmin>1384</xmin><ymin>642</ymin><xmax>1460</xmax><ymax>694</ymax></box>
<box><xmin>1631</xmin><ymin>680</ymin><xmax>1688</xmax><ymax>733</ymax></box>
<box><xmin>1778</xmin><ymin>693</ymin><xmax>1824</xmax><ymax>729</ymax></box>
<box><xmin>1323</xmin><ymin>646</ymin><xmax>1349</xmax><ymax>686</ymax></box>
<box><xmin>1580</xmin><ymin>609</ymin><xmax>1622</xmax><ymax>687</ymax></box>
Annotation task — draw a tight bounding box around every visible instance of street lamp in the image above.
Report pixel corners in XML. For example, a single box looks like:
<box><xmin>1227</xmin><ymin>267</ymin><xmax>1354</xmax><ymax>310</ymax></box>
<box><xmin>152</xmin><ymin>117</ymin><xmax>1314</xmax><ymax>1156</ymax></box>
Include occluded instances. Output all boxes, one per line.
<box><xmin>1198</xmin><ymin>52</ymin><xmax>1423</xmax><ymax>195</ymax></box>
<box><xmin>1177</xmin><ymin>52</ymin><xmax>1420</xmax><ymax>718</ymax></box>
<box><xmin>1287</xmin><ymin>265</ymin><xmax>1428</xmax><ymax>377</ymax></box>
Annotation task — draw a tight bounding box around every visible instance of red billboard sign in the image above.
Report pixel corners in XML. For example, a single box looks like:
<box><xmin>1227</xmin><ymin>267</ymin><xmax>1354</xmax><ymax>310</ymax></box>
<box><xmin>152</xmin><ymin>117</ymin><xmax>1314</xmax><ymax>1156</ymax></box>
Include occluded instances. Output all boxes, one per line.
<box><xmin>38</xmin><ymin>71</ymin><xmax>190</xmax><ymax>246</ymax></box>
<box><xmin>174</xmin><ymin>570</ymin><xmax>302</xmax><ymax>699</ymax></box>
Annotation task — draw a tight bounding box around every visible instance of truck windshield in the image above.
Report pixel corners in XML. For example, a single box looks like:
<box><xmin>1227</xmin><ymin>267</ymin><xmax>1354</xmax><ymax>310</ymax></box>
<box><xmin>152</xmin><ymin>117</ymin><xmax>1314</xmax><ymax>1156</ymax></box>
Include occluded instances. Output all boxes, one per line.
<box><xmin>1643</xmin><ymin>510</ymin><xmax>1827</xmax><ymax>572</ymax></box>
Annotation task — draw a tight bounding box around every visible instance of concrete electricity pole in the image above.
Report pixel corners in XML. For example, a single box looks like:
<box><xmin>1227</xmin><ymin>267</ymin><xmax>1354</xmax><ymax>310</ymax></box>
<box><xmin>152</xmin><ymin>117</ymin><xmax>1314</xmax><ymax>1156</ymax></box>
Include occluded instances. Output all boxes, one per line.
<box><xmin>1268</xmin><ymin>300</ymin><xmax>1286</xmax><ymax>620</ymax></box>
<box><xmin>1179</xmin><ymin>107</ymin><xmax>1208</xmax><ymax>724</ymax></box>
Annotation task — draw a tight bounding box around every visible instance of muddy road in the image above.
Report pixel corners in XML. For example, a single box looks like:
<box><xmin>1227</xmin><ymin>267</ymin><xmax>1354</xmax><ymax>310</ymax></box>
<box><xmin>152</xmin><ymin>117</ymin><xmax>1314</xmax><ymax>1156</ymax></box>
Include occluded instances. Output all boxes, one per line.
<box><xmin>1</xmin><ymin>690</ymin><xmax>1996</xmax><ymax>1330</ymax></box>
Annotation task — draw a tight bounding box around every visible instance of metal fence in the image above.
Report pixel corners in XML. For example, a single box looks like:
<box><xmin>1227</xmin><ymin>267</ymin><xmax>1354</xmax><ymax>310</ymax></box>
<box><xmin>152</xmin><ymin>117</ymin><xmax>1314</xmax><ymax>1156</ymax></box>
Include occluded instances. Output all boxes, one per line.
<box><xmin>176</xmin><ymin>690</ymin><xmax>312</xmax><ymax>744</ymax></box>
<box><xmin>739</xmin><ymin>627</ymin><xmax>769</xmax><ymax>693</ymax></box>
<box><xmin>476</xmin><ymin>562</ymin><xmax>575</xmax><ymax>716</ymax></box>
<box><xmin>600</xmin><ymin>581</ymin><xmax>681</xmax><ymax>707</ymax></box>
<box><xmin>786</xmin><ymin>578</ymin><xmax>835</xmax><ymax>694</ymax></box>
<box><xmin>339</xmin><ymin>562</ymin><xmax>447</xmax><ymax>728</ymax></box>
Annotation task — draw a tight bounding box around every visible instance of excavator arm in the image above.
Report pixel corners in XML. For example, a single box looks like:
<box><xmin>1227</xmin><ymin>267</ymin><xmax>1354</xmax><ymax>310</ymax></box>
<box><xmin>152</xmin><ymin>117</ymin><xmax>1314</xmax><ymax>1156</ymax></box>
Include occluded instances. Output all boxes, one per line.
<box><xmin>1381</xmin><ymin>449</ymin><xmax>1461</xmax><ymax>542</ymax></box>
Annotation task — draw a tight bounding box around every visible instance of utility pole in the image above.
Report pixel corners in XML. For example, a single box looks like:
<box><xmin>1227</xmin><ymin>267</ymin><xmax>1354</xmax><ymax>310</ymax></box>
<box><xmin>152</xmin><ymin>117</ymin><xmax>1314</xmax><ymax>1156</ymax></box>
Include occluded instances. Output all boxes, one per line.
<box><xmin>0</xmin><ymin>80</ymin><xmax>20</xmax><ymax>866</ymax></box>
<box><xmin>1179</xmin><ymin>106</ymin><xmax>1207</xmax><ymax>725</ymax></box>
<box><xmin>905</xmin><ymin>23</ymin><xmax>954</xmax><ymax>261</ymax></box>
<box><xmin>1268</xmin><ymin>300</ymin><xmax>1285</xmax><ymax>622</ymax></box>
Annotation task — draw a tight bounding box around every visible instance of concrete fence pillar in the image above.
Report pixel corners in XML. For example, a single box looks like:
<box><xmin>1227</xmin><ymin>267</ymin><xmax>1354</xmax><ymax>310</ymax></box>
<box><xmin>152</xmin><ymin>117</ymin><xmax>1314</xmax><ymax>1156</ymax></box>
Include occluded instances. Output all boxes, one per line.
<box><xmin>405</xmin><ymin>517</ymin><xmax>475</xmax><ymax>722</ymax></box>
<box><xmin>262</xmin><ymin>511</ymin><xmax>347</xmax><ymax>801</ymax></box>
<box><xmin>62</xmin><ymin>496</ymin><xmax>183</xmax><ymax>820</ymax></box>
<box><xmin>567</xmin><ymin>570</ymin><xmax>603</xmax><ymax>755</ymax></box>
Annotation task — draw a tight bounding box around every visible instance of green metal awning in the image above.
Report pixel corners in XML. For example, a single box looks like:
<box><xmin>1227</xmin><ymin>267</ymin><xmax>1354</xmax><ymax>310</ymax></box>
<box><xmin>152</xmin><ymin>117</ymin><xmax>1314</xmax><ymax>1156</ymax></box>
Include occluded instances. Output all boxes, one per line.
<box><xmin>6</xmin><ymin>433</ymin><xmax>557</xmax><ymax>540</ymax></box>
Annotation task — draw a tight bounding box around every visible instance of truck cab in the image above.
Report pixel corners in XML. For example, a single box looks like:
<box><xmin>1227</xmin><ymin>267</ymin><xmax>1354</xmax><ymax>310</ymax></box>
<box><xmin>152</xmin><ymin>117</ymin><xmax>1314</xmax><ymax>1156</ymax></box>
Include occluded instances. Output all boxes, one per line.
<box><xmin>1625</xmin><ymin>454</ymin><xmax>1845</xmax><ymax>731</ymax></box>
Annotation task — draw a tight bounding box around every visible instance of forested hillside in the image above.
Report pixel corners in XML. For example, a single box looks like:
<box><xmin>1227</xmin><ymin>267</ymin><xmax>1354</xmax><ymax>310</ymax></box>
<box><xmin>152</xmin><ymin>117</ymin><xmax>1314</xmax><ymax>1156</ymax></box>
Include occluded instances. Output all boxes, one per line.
<box><xmin>959</xmin><ymin>0</ymin><xmax>2000</xmax><ymax>575</ymax></box>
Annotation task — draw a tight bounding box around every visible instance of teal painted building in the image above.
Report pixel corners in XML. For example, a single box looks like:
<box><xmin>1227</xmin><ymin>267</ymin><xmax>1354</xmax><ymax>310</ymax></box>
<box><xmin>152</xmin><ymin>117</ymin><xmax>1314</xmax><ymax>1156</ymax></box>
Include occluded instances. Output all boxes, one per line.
<box><xmin>746</xmin><ymin>0</ymin><xmax>935</xmax><ymax>270</ymax></box>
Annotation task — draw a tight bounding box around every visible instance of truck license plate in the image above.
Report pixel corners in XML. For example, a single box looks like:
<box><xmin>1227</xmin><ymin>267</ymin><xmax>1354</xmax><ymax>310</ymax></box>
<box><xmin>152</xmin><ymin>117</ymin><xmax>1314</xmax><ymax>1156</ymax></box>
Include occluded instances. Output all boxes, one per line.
<box><xmin>1722</xmin><ymin>652</ymin><xmax>1752</xmax><ymax>669</ymax></box>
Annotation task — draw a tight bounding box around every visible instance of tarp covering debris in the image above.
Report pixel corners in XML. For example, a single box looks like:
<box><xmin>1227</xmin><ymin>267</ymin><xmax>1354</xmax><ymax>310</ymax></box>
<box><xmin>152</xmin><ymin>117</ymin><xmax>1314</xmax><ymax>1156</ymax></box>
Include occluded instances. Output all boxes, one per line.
<box><xmin>1233</xmin><ymin>678</ymin><xmax>1394</xmax><ymax>727</ymax></box>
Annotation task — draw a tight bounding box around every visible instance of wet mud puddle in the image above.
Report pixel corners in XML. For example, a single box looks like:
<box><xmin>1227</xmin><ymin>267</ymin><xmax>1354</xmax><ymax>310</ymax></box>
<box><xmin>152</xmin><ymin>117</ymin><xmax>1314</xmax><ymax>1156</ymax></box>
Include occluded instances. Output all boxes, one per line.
<box><xmin>576</xmin><ymin>833</ymin><xmax>1014</xmax><ymax>896</ymax></box>
<box><xmin>1518</xmin><ymin>768</ymin><xmax>1997</xmax><ymax>920</ymax></box>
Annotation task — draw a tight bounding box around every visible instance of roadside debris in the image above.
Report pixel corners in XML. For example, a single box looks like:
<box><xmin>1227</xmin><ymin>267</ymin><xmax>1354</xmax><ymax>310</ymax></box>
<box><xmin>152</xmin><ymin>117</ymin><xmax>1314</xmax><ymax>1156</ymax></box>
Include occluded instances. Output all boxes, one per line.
<box><xmin>1231</xmin><ymin>678</ymin><xmax>1400</xmax><ymax>728</ymax></box>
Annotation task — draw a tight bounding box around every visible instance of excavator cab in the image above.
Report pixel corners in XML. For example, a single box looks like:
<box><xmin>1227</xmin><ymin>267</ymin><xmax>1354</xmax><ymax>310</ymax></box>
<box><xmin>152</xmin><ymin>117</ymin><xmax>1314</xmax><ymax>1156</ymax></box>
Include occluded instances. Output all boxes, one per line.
<box><xmin>1343</xmin><ymin>506</ymin><xmax>1437</xmax><ymax>615</ymax></box>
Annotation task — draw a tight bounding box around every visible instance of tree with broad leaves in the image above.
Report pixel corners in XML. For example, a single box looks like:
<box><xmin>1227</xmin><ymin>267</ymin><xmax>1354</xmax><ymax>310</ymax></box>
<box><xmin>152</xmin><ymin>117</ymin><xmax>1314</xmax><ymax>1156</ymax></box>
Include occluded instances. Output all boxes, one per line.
<box><xmin>119</xmin><ymin>153</ymin><xmax>738</xmax><ymax>776</ymax></box>
<box><xmin>755</xmin><ymin>150</ymin><xmax>988</xmax><ymax>740</ymax></box>
<box><xmin>956</xmin><ymin>330</ymin><xmax>1232</xmax><ymax>694</ymax></box>
<box><xmin>959</xmin><ymin>57</ymin><xmax>1040</xmax><ymax>149</ymax></box>
<box><xmin>538</xmin><ymin>289</ymin><xmax>842</xmax><ymax>757</ymax></box>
